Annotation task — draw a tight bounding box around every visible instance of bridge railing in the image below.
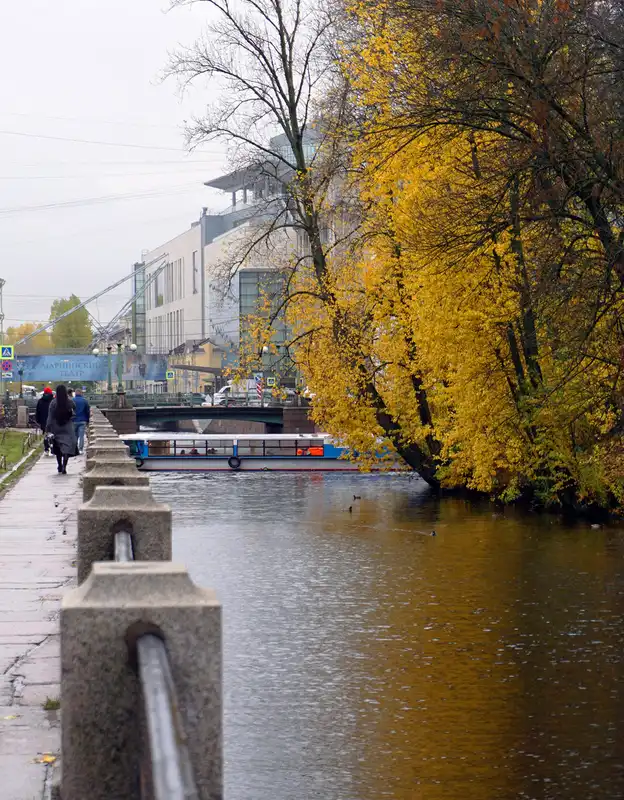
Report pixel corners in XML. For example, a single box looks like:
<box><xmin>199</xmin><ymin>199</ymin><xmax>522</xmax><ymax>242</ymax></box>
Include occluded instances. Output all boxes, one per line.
<box><xmin>88</xmin><ymin>391</ymin><xmax>307</xmax><ymax>409</ymax></box>
<box><xmin>86</xmin><ymin>391</ymin><xmax>206</xmax><ymax>408</ymax></box>
<box><xmin>60</xmin><ymin>409</ymin><xmax>221</xmax><ymax>799</ymax></box>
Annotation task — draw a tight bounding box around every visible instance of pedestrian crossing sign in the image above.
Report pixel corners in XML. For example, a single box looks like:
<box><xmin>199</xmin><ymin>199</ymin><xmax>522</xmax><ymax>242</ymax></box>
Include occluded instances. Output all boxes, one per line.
<box><xmin>1</xmin><ymin>346</ymin><xmax>13</xmax><ymax>359</ymax></box>
<box><xmin>166</xmin><ymin>370</ymin><xmax>175</xmax><ymax>380</ymax></box>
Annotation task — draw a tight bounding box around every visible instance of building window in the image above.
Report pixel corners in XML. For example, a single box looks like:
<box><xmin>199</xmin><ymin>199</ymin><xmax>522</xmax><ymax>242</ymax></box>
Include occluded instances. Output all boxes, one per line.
<box><xmin>192</xmin><ymin>251</ymin><xmax>199</xmax><ymax>294</ymax></box>
<box><xmin>155</xmin><ymin>270</ymin><xmax>163</xmax><ymax>308</ymax></box>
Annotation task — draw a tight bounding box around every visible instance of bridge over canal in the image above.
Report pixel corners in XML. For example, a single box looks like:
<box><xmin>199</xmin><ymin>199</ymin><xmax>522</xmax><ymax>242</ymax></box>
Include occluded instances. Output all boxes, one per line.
<box><xmin>137</xmin><ymin>404</ymin><xmax>285</xmax><ymax>430</ymax></box>
<box><xmin>100</xmin><ymin>402</ymin><xmax>315</xmax><ymax>435</ymax></box>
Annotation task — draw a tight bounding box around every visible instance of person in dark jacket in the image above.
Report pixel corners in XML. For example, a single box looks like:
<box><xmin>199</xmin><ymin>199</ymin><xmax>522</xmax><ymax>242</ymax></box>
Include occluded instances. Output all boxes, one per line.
<box><xmin>46</xmin><ymin>385</ymin><xmax>77</xmax><ymax>474</ymax></box>
<box><xmin>73</xmin><ymin>389</ymin><xmax>90</xmax><ymax>454</ymax></box>
<box><xmin>35</xmin><ymin>388</ymin><xmax>54</xmax><ymax>455</ymax></box>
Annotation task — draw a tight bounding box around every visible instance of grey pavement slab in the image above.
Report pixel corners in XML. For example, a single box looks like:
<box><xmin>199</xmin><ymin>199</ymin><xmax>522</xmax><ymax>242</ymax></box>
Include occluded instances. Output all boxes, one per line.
<box><xmin>0</xmin><ymin>452</ymin><xmax>83</xmax><ymax>798</ymax></box>
<box><xmin>16</xmin><ymin>683</ymin><xmax>61</xmax><ymax>707</ymax></box>
<box><xmin>18</xmin><ymin>657</ymin><xmax>61</xmax><ymax>686</ymax></box>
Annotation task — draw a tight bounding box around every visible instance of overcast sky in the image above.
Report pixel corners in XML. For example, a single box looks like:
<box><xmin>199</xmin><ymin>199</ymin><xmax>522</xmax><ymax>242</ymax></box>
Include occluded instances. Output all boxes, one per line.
<box><xmin>0</xmin><ymin>0</ymin><xmax>228</xmax><ymax>332</ymax></box>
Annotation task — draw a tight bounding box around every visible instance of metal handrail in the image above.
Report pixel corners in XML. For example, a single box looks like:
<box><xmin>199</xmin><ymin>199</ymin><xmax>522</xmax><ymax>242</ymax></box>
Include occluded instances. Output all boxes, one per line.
<box><xmin>111</xmin><ymin>528</ymin><xmax>199</xmax><ymax>799</ymax></box>
<box><xmin>114</xmin><ymin>530</ymin><xmax>134</xmax><ymax>562</ymax></box>
<box><xmin>137</xmin><ymin>635</ymin><xmax>199</xmax><ymax>800</ymax></box>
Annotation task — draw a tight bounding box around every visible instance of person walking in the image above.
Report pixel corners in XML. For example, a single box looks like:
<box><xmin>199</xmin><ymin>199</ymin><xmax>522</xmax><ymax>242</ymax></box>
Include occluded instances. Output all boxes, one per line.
<box><xmin>73</xmin><ymin>388</ymin><xmax>90</xmax><ymax>454</ymax></box>
<box><xmin>46</xmin><ymin>385</ymin><xmax>77</xmax><ymax>474</ymax></box>
<box><xmin>35</xmin><ymin>388</ymin><xmax>54</xmax><ymax>455</ymax></box>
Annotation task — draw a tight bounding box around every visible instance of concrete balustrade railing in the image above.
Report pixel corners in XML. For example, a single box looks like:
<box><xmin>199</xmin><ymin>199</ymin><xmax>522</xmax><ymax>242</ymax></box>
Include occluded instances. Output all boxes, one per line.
<box><xmin>58</xmin><ymin>420</ymin><xmax>222</xmax><ymax>799</ymax></box>
<box><xmin>61</xmin><ymin>564</ymin><xmax>221</xmax><ymax>800</ymax></box>
<box><xmin>77</xmin><ymin>485</ymin><xmax>171</xmax><ymax>583</ymax></box>
<box><xmin>85</xmin><ymin>450</ymin><xmax>132</xmax><ymax>471</ymax></box>
<box><xmin>82</xmin><ymin>461</ymin><xmax>150</xmax><ymax>501</ymax></box>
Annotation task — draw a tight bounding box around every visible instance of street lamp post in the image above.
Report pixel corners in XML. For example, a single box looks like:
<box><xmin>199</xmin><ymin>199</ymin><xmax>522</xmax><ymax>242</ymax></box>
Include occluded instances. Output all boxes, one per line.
<box><xmin>107</xmin><ymin>345</ymin><xmax>113</xmax><ymax>393</ymax></box>
<box><xmin>116</xmin><ymin>343</ymin><xmax>124</xmax><ymax>393</ymax></box>
<box><xmin>114</xmin><ymin>342</ymin><xmax>137</xmax><ymax>409</ymax></box>
<box><xmin>92</xmin><ymin>345</ymin><xmax>115</xmax><ymax>394</ymax></box>
<box><xmin>0</xmin><ymin>278</ymin><xmax>5</xmax><ymax>404</ymax></box>
<box><xmin>17</xmin><ymin>364</ymin><xmax>24</xmax><ymax>399</ymax></box>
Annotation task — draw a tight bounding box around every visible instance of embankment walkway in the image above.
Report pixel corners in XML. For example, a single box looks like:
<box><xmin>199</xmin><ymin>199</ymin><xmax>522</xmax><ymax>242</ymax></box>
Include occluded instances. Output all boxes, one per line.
<box><xmin>0</xmin><ymin>451</ymin><xmax>84</xmax><ymax>799</ymax></box>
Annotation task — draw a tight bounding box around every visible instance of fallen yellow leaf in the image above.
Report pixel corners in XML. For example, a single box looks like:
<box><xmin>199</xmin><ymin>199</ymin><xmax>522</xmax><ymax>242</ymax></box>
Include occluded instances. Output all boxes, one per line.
<box><xmin>34</xmin><ymin>754</ymin><xmax>56</xmax><ymax>764</ymax></box>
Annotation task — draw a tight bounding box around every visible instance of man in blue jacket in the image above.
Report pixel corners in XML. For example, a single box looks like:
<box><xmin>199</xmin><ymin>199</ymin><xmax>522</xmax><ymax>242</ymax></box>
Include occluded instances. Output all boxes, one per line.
<box><xmin>73</xmin><ymin>389</ymin><xmax>91</xmax><ymax>454</ymax></box>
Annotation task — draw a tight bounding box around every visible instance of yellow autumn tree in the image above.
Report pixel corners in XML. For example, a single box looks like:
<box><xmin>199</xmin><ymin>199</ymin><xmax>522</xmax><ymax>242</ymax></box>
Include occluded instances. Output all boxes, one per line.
<box><xmin>6</xmin><ymin>323</ymin><xmax>51</xmax><ymax>353</ymax></box>
<box><xmin>175</xmin><ymin>0</ymin><xmax>623</xmax><ymax>511</ymax></box>
<box><xmin>282</xmin><ymin>0</ymin><xmax>623</xmax><ymax>511</ymax></box>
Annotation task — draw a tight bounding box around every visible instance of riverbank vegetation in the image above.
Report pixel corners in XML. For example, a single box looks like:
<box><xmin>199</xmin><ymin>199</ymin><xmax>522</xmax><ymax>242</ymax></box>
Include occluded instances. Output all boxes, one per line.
<box><xmin>0</xmin><ymin>430</ymin><xmax>37</xmax><ymax>470</ymax></box>
<box><xmin>172</xmin><ymin>0</ymin><xmax>623</xmax><ymax>513</ymax></box>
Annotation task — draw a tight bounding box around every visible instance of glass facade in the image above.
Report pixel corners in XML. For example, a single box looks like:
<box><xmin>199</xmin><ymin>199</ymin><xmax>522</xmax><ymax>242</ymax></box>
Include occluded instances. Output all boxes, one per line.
<box><xmin>132</xmin><ymin>262</ymin><xmax>146</xmax><ymax>354</ymax></box>
<box><xmin>238</xmin><ymin>270</ymin><xmax>295</xmax><ymax>382</ymax></box>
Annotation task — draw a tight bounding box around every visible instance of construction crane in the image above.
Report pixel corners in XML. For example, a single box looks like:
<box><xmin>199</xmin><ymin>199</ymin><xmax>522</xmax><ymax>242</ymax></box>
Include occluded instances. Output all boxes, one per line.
<box><xmin>16</xmin><ymin>254</ymin><xmax>168</xmax><ymax>347</ymax></box>
<box><xmin>89</xmin><ymin>257</ymin><xmax>167</xmax><ymax>348</ymax></box>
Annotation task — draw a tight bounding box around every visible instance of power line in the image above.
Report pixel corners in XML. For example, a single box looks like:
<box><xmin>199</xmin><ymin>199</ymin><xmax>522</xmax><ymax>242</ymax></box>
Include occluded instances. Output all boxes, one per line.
<box><xmin>0</xmin><ymin>111</ymin><xmax>183</xmax><ymax>130</ymax></box>
<box><xmin>0</xmin><ymin>167</ymin><xmax>214</xmax><ymax>180</ymax></box>
<box><xmin>0</xmin><ymin>208</ymin><xmax>219</xmax><ymax>248</ymax></box>
<box><xmin>0</xmin><ymin>128</ymin><xmax>219</xmax><ymax>153</ymax></box>
<box><xmin>0</xmin><ymin>183</ymin><xmax>202</xmax><ymax>217</ymax></box>
<box><xmin>2</xmin><ymin>158</ymin><xmax>223</xmax><ymax>166</ymax></box>
<box><xmin>6</xmin><ymin>293</ymin><xmax>133</xmax><ymax>299</ymax></box>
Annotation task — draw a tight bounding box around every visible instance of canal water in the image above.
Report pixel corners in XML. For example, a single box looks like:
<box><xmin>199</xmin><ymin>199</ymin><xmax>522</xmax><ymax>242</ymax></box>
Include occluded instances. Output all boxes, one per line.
<box><xmin>150</xmin><ymin>472</ymin><xmax>624</xmax><ymax>800</ymax></box>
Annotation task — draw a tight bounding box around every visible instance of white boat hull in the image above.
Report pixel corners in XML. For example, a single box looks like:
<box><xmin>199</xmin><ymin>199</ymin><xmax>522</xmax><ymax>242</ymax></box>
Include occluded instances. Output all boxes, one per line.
<box><xmin>137</xmin><ymin>457</ymin><xmax>362</xmax><ymax>472</ymax></box>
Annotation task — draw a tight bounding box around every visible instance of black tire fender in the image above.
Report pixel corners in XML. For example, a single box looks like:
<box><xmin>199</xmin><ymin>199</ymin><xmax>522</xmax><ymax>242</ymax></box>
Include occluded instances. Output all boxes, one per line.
<box><xmin>228</xmin><ymin>456</ymin><xmax>242</xmax><ymax>471</ymax></box>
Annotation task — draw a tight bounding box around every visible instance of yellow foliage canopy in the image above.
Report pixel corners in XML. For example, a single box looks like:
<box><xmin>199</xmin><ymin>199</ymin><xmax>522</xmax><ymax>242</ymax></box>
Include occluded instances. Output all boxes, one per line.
<box><xmin>283</xmin><ymin>7</ymin><xmax>623</xmax><ymax>510</ymax></box>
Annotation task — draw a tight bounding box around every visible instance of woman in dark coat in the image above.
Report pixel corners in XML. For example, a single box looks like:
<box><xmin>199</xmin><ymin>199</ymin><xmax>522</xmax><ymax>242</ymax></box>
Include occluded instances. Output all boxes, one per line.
<box><xmin>35</xmin><ymin>388</ymin><xmax>54</xmax><ymax>455</ymax></box>
<box><xmin>46</xmin><ymin>385</ymin><xmax>77</xmax><ymax>474</ymax></box>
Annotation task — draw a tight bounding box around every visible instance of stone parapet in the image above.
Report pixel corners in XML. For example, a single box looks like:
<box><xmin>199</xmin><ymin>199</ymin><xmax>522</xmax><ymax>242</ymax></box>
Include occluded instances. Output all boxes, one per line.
<box><xmin>76</xmin><ymin>485</ymin><xmax>172</xmax><ymax>584</ymax></box>
<box><xmin>82</xmin><ymin>462</ymin><xmax>149</xmax><ymax>502</ymax></box>
<box><xmin>61</xmin><ymin>563</ymin><xmax>222</xmax><ymax>800</ymax></box>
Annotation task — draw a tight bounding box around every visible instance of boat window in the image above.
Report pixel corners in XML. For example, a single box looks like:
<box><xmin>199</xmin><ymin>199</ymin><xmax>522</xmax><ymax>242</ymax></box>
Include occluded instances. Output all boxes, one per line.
<box><xmin>172</xmin><ymin>440</ymin><xmax>195</xmax><ymax>456</ymax></box>
<box><xmin>237</xmin><ymin>439</ymin><xmax>265</xmax><ymax>456</ymax></box>
<box><xmin>148</xmin><ymin>440</ymin><xmax>171</xmax><ymax>456</ymax></box>
<box><xmin>203</xmin><ymin>439</ymin><xmax>233</xmax><ymax>456</ymax></box>
<box><xmin>169</xmin><ymin>440</ymin><xmax>233</xmax><ymax>456</ymax></box>
<box><xmin>265</xmin><ymin>439</ymin><xmax>298</xmax><ymax>456</ymax></box>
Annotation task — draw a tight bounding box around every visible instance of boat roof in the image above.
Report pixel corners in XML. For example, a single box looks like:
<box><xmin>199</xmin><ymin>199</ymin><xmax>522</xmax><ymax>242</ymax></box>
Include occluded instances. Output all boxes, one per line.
<box><xmin>122</xmin><ymin>432</ymin><xmax>330</xmax><ymax>441</ymax></box>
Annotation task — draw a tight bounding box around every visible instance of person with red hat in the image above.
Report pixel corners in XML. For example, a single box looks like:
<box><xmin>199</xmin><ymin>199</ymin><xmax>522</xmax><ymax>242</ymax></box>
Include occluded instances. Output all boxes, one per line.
<box><xmin>35</xmin><ymin>388</ymin><xmax>54</xmax><ymax>455</ymax></box>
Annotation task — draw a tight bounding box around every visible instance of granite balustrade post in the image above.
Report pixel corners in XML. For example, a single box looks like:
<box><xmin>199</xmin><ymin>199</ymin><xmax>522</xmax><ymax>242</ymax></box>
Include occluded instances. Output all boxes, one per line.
<box><xmin>82</xmin><ymin>462</ymin><xmax>149</xmax><ymax>502</ymax></box>
<box><xmin>88</xmin><ymin>435</ymin><xmax>119</xmax><ymax>444</ymax></box>
<box><xmin>89</xmin><ymin>424</ymin><xmax>115</xmax><ymax>435</ymax></box>
<box><xmin>61</xmin><ymin>563</ymin><xmax>222</xmax><ymax>800</ymax></box>
<box><xmin>85</xmin><ymin>440</ymin><xmax>129</xmax><ymax>457</ymax></box>
<box><xmin>76</xmin><ymin>485</ymin><xmax>172</xmax><ymax>584</ymax></box>
<box><xmin>88</xmin><ymin>427</ymin><xmax>116</xmax><ymax>438</ymax></box>
<box><xmin>85</xmin><ymin>450</ymin><xmax>133</xmax><ymax>472</ymax></box>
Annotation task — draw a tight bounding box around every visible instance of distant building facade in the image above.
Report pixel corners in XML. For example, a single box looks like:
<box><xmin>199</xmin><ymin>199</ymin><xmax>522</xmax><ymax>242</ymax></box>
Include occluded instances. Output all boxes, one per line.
<box><xmin>136</xmin><ymin>133</ymin><xmax>311</xmax><ymax>392</ymax></box>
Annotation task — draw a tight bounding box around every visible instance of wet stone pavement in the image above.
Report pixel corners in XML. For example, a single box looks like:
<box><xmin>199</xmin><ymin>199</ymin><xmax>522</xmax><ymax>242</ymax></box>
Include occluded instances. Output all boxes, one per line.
<box><xmin>0</xmin><ymin>450</ymin><xmax>83</xmax><ymax>799</ymax></box>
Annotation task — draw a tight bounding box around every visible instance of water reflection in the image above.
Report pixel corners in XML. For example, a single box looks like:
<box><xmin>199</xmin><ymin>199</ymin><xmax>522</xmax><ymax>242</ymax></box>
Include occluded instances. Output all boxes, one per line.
<box><xmin>150</xmin><ymin>472</ymin><xmax>624</xmax><ymax>800</ymax></box>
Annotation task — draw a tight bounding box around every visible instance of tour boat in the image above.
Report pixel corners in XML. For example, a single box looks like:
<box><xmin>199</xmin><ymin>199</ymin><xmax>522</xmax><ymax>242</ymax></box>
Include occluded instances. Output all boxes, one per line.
<box><xmin>122</xmin><ymin>433</ymin><xmax>363</xmax><ymax>472</ymax></box>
